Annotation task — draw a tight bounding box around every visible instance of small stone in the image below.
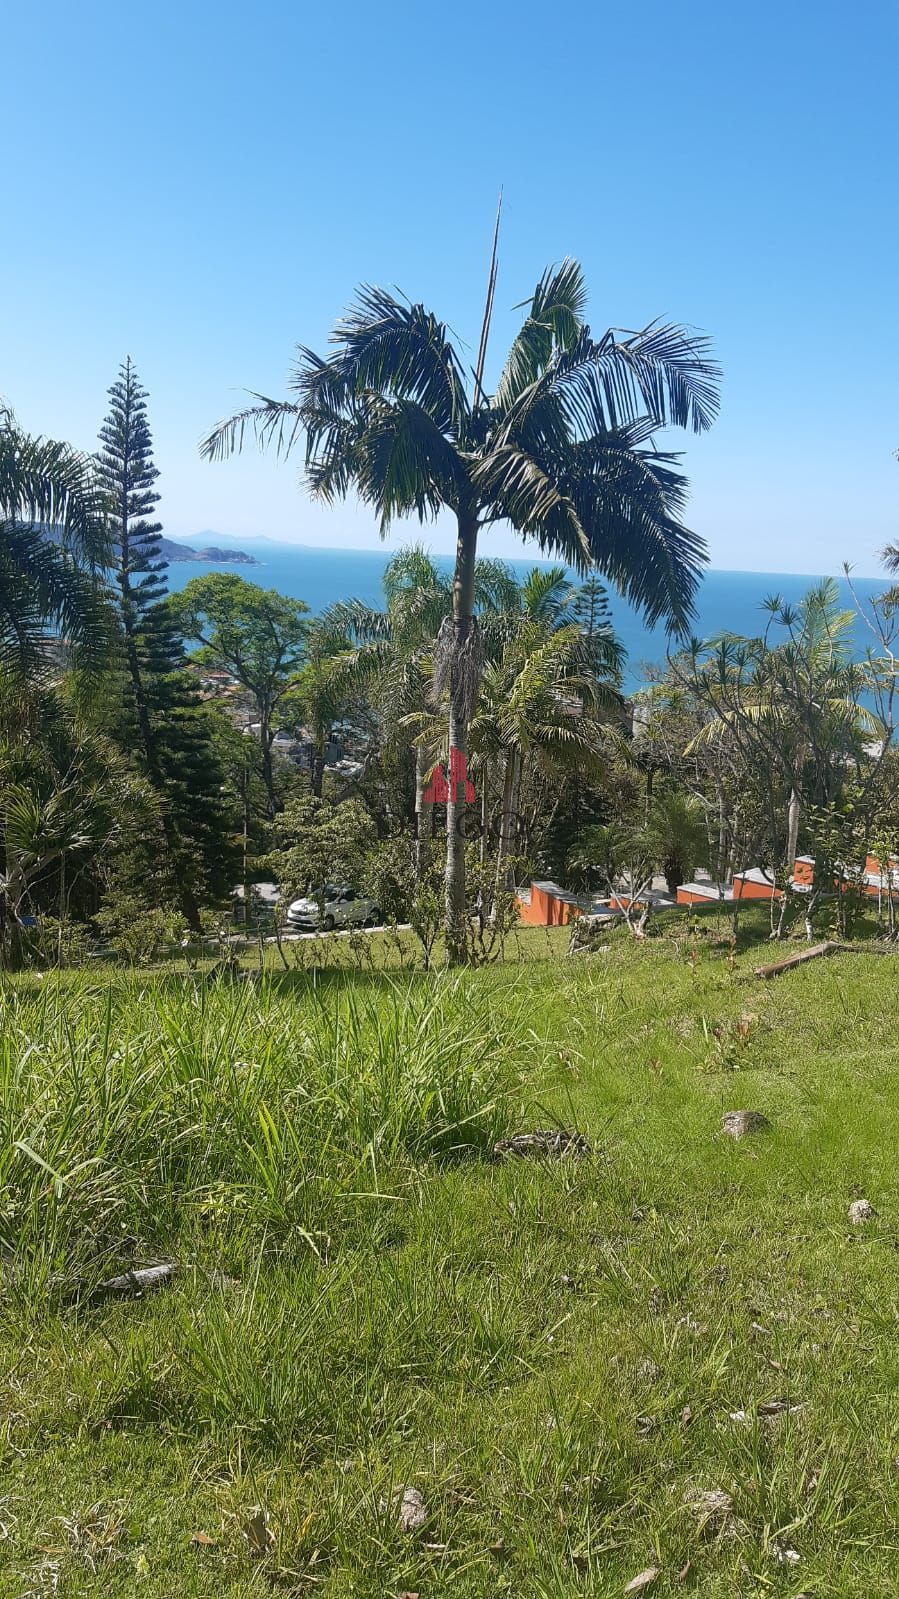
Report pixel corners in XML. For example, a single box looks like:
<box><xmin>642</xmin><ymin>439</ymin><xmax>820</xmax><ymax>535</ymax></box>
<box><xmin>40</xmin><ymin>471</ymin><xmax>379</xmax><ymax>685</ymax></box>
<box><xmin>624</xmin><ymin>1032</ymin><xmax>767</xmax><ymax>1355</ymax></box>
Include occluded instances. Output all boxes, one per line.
<box><xmin>848</xmin><ymin>1198</ymin><xmax>876</xmax><ymax>1225</ymax></box>
<box><xmin>397</xmin><ymin>1486</ymin><xmax>427</xmax><ymax>1533</ymax></box>
<box><xmin>721</xmin><ymin>1110</ymin><xmax>770</xmax><ymax>1139</ymax></box>
<box><xmin>757</xmin><ymin>1398</ymin><xmax>805</xmax><ymax>1418</ymax></box>
<box><xmin>686</xmin><ymin>1488</ymin><xmax>733</xmax><ymax>1529</ymax></box>
<box><xmin>624</xmin><ymin>1568</ymin><xmax>660</xmax><ymax>1595</ymax></box>
<box><xmin>493</xmin><ymin>1129</ymin><xmax>590</xmax><ymax>1160</ymax></box>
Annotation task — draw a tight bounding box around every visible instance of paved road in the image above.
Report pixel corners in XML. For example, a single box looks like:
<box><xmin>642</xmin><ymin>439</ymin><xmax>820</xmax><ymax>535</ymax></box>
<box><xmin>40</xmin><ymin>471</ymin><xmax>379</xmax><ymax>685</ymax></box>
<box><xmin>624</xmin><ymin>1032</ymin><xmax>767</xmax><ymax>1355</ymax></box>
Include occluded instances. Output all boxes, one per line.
<box><xmin>266</xmin><ymin>923</ymin><xmax>411</xmax><ymax>942</ymax></box>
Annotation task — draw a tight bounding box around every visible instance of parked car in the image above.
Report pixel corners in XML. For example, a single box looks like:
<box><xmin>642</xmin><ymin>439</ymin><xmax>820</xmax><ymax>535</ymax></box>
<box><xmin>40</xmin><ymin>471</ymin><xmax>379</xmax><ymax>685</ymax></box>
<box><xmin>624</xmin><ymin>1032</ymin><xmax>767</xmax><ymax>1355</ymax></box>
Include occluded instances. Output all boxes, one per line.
<box><xmin>285</xmin><ymin>884</ymin><xmax>381</xmax><ymax>933</ymax></box>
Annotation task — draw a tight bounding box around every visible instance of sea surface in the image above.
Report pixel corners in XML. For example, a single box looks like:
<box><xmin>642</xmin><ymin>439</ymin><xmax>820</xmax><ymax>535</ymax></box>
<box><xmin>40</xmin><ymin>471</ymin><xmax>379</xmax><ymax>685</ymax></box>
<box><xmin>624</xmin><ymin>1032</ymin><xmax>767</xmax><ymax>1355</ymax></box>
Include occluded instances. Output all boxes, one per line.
<box><xmin>164</xmin><ymin>535</ymin><xmax>887</xmax><ymax>692</ymax></box>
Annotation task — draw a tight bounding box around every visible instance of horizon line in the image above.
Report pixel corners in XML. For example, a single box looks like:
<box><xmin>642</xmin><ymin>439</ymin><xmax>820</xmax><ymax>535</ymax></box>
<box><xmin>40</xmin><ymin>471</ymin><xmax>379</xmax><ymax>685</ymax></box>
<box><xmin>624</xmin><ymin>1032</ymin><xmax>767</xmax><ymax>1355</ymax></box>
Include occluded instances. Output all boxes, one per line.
<box><xmin>164</xmin><ymin>534</ymin><xmax>884</xmax><ymax>584</ymax></box>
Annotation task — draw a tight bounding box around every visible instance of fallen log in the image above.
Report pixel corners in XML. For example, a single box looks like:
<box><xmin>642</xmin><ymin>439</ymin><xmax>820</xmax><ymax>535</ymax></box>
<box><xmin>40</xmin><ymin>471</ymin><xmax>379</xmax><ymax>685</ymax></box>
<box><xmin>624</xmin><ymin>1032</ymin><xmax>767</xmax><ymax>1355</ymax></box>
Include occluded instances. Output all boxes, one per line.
<box><xmin>756</xmin><ymin>940</ymin><xmax>896</xmax><ymax>978</ymax></box>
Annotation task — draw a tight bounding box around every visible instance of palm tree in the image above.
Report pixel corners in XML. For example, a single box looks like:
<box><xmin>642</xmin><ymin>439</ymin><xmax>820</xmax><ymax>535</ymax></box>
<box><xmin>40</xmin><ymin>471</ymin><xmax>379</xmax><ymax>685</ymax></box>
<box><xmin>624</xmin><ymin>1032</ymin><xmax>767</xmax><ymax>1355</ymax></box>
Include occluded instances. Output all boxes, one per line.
<box><xmin>0</xmin><ymin>680</ymin><xmax>151</xmax><ymax>967</ymax></box>
<box><xmin>471</xmin><ymin>606</ymin><xmax>623</xmax><ymax>894</ymax></box>
<box><xmin>0</xmin><ymin>408</ymin><xmax>111</xmax><ymax>675</ymax></box>
<box><xmin>203</xmin><ymin>255</ymin><xmax>720</xmax><ymax>959</ymax></box>
<box><xmin>684</xmin><ymin>581</ymin><xmax>878</xmax><ymax>871</ymax></box>
<box><xmin>645</xmin><ymin>787</ymin><xmax>709</xmax><ymax>897</ymax></box>
<box><xmin>327</xmin><ymin>545</ymin><xmax>522</xmax><ymax>877</ymax></box>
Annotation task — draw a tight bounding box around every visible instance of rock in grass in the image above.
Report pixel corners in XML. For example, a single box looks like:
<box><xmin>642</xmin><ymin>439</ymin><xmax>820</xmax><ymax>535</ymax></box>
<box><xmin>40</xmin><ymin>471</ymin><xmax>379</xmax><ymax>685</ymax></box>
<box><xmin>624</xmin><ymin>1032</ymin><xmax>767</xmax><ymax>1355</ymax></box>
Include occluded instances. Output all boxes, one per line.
<box><xmin>721</xmin><ymin>1110</ymin><xmax>770</xmax><ymax>1140</ymax></box>
<box><xmin>686</xmin><ymin>1487</ymin><xmax>734</xmax><ymax>1530</ymax></box>
<box><xmin>397</xmin><ymin>1486</ymin><xmax>427</xmax><ymax>1533</ymax></box>
<box><xmin>97</xmin><ymin>1262</ymin><xmax>177</xmax><ymax>1297</ymax></box>
<box><xmin>493</xmin><ymin>1129</ymin><xmax>590</xmax><ymax>1160</ymax></box>
<box><xmin>623</xmin><ymin>1568</ymin><xmax>660</xmax><ymax>1595</ymax></box>
<box><xmin>848</xmin><ymin>1198</ymin><xmax>876</xmax><ymax>1224</ymax></box>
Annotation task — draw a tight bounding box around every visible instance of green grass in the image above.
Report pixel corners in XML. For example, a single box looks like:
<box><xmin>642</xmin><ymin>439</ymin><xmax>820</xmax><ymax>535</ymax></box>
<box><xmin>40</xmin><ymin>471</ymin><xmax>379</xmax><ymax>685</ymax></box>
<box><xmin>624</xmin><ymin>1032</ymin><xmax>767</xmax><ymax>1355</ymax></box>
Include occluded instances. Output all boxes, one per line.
<box><xmin>1</xmin><ymin>921</ymin><xmax>899</xmax><ymax>1595</ymax></box>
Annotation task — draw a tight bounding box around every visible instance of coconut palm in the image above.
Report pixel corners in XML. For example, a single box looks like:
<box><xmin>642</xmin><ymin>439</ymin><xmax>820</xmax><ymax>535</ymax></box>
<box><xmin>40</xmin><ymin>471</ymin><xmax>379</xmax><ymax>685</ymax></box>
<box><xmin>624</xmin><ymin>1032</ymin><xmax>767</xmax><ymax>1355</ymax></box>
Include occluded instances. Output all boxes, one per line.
<box><xmin>0</xmin><ymin>408</ymin><xmax>111</xmax><ymax>675</ymax></box>
<box><xmin>203</xmin><ymin>256</ymin><xmax>719</xmax><ymax>959</ymax></box>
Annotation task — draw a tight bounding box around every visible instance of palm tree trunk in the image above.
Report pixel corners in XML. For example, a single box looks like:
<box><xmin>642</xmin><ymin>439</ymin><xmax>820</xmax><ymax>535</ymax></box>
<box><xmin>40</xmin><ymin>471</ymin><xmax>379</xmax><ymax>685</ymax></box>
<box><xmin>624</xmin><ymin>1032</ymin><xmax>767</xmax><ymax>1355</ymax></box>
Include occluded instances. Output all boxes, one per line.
<box><xmin>494</xmin><ymin>750</ymin><xmax>519</xmax><ymax>901</ymax></box>
<box><xmin>311</xmin><ymin>732</ymin><xmax>325</xmax><ymax>798</ymax></box>
<box><xmin>414</xmin><ymin>744</ymin><xmax>433</xmax><ymax>883</ymax></box>
<box><xmin>444</xmin><ymin>510</ymin><xmax>479</xmax><ymax>964</ymax></box>
<box><xmin>57</xmin><ymin>851</ymin><xmax>66</xmax><ymax>966</ymax></box>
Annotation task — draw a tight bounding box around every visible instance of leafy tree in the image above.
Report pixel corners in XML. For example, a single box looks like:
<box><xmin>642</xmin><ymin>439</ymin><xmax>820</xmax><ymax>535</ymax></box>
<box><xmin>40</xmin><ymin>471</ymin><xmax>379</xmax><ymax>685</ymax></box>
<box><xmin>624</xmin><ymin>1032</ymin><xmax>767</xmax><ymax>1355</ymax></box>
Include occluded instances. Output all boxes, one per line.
<box><xmin>97</xmin><ymin>360</ymin><xmax>239</xmax><ymax>924</ymax></box>
<box><xmin>279</xmin><ymin>617</ymin><xmax>354</xmax><ymax>798</ymax></box>
<box><xmin>269</xmin><ymin>791</ymin><xmax>375</xmax><ymax>910</ymax></box>
<box><xmin>203</xmin><ymin>256</ymin><xmax>719</xmax><ymax>959</ymax></box>
<box><xmin>0</xmin><ymin>406</ymin><xmax>112</xmax><ymax>675</ymax></box>
<box><xmin>169</xmin><ymin>572</ymin><xmax>308</xmax><ymax>813</ymax></box>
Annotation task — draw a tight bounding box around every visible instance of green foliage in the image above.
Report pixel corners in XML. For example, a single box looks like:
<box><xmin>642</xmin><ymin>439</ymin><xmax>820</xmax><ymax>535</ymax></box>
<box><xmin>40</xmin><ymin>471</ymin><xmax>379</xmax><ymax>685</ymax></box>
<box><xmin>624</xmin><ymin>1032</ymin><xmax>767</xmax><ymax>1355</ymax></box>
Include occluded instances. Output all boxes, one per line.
<box><xmin>270</xmin><ymin>791</ymin><xmax>376</xmax><ymax>901</ymax></box>
<box><xmin>204</xmin><ymin>264</ymin><xmax>720</xmax><ymax>632</ymax></box>
<box><xmin>96</xmin><ymin>360</ymin><xmax>240</xmax><ymax>918</ymax></box>
<box><xmin>0</xmin><ymin>682</ymin><xmax>154</xmax><ymax>967</ymax></box>
<box><xmin>95</xmin><ymin>897</ymin><xmax>188</xmax><ymax>965</ymax></box>
<box><xmin>645</xmin><ymin>786</ymin><xmax>710</xmax><ymax>895</ymax></box>
<box><xmin>170</xmin><ymin>573</ymin><xmax>309</xmax><ymax>811</ymax></box>
<box><xmin>365</xmin><ymin>834</ymin><xmax>444</xmax><ymax>968</ymax></box>
<box><xmin>0</xmin><ymin>406</ymin><xmax>113</xmax><ymax>675</ymax></box>
<box><xmin>17</xmin><ymin>916</ymin><xmax>93</xmax><ymax>968</ymax></box>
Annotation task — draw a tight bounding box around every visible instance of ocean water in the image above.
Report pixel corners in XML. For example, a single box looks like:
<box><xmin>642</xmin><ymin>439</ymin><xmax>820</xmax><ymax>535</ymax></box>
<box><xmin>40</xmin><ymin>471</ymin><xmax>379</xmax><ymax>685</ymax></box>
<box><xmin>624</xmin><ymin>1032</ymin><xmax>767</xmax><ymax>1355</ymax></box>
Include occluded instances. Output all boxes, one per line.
<box><xmin>164</xmin><ymin>535</ymin><xmax>886</xmax><ymax>692</ymax></box>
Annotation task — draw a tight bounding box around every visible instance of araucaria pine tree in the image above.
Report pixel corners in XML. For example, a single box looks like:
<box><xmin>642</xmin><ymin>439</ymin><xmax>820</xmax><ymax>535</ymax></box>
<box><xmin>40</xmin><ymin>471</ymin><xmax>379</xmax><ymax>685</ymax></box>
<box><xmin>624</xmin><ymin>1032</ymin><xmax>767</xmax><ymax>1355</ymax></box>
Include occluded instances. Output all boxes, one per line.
<box><xmin>97</xmin><ymin>359</ymin><xmax>237</xmax><ymax>925</ymax></box>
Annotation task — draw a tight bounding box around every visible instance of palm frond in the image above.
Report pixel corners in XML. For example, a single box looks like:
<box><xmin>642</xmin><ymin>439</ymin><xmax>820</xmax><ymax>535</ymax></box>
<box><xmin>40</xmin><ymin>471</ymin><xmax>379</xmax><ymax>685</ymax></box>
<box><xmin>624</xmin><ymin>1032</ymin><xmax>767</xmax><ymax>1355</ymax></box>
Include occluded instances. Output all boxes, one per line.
<box><xmin>495</xmin><ymin>259</ymin><xmax>589</xmax><ymax>408</ymax></box>
<box><xmin>300</xmin><ymin>288</ymin><xmax>470</xmax><ymax>435</ymax></box>
<box><xmin>355</xmin><ymin>397</ymin><xmax>467</xmax><ymax>529</ymax></box>
<box><xmin>200</xmin><ymin>394</ymin><xmax>304</xmax><ymax>463</ymax></box>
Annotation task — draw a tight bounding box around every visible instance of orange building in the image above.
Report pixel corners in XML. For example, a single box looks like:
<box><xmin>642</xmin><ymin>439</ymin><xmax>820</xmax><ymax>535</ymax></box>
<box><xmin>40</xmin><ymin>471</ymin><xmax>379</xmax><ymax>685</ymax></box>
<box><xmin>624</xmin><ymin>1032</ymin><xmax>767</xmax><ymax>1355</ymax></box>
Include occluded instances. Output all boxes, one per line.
<box><xmin>516</xmin><ymin>881</ymin><xmax>581</xmax><ymax>926</ymax></box>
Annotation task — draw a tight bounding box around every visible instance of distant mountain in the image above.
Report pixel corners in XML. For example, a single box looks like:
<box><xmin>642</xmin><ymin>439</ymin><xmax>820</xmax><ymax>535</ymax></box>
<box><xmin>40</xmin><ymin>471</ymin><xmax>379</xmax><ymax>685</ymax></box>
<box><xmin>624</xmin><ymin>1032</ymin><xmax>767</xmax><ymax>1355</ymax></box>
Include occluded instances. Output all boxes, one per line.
<box><xmin>161</xmin><ymin>537</ymin><xmax>257</xmax><ymax>565</ymax></box>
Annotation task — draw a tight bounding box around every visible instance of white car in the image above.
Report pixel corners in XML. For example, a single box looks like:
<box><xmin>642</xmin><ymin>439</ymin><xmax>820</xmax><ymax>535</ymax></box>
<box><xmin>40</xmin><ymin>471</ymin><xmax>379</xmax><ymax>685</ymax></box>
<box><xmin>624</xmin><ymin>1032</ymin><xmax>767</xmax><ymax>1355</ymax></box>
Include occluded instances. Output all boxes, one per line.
<box><xmin>285</xmin><ymin>884</ymin><xmax>381</xmax><ymax>933</ymax></box>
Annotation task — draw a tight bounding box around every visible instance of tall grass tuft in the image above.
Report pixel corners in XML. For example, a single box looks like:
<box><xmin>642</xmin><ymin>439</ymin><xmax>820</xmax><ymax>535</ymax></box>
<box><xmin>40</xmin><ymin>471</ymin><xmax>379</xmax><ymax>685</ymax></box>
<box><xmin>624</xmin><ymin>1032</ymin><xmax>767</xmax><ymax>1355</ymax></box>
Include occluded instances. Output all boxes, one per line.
<box><xmin>0</xmin><ymin>972</ymin><xmax>524</xmax><ymax>1307</ymax></box>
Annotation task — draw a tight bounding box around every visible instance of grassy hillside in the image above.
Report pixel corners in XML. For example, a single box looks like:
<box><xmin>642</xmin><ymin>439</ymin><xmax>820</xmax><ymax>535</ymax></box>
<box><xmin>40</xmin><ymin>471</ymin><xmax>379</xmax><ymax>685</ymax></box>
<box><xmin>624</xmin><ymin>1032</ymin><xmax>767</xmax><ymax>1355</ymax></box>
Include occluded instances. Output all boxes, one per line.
<box><xmin>1</xmin><ymin>928</ymin><xmax>897</xmax><ymax>1595</ymax></box>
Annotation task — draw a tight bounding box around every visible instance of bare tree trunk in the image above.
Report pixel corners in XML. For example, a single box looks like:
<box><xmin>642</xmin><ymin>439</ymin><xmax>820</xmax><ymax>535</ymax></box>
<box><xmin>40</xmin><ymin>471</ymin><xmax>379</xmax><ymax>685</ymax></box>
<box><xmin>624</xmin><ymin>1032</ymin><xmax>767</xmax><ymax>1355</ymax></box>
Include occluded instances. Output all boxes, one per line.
<box><xmin>444</xmin><ymin>510</ymin><xmax>479</xmax><ymax>965</ymax></box>
<box><xmin>786</xmin><ymin>785</ymin><xmax>801</xmax><ymax>869</ymax></box>
<box><xmin>260</xmin><ymin>706</ymin><xmax>277</xmax><ymax>816</ymax></box>
<box><xmin>716</xmin><ymin>781</ymin><xmax>729</xmax><ymax>883</ymax></box>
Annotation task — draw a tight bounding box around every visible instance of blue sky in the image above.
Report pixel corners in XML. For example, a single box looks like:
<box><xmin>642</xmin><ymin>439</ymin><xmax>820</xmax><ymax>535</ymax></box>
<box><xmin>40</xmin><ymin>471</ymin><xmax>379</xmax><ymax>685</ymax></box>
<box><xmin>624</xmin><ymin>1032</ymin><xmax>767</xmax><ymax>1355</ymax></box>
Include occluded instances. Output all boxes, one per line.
<box><xmin>4</xmin><ymin>0</ymin><xmax>898</xmax><ymax>573</ymax></box>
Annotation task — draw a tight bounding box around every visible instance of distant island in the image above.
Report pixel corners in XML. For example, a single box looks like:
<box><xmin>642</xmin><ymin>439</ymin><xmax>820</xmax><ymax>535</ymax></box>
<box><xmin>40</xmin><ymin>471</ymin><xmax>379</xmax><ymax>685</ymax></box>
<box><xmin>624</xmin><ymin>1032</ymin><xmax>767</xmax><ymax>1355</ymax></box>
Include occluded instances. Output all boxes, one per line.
<box><xmin>161</xmin><ymin>537</ymin><xmax>258</xmax><ymax>565</ymax></box>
